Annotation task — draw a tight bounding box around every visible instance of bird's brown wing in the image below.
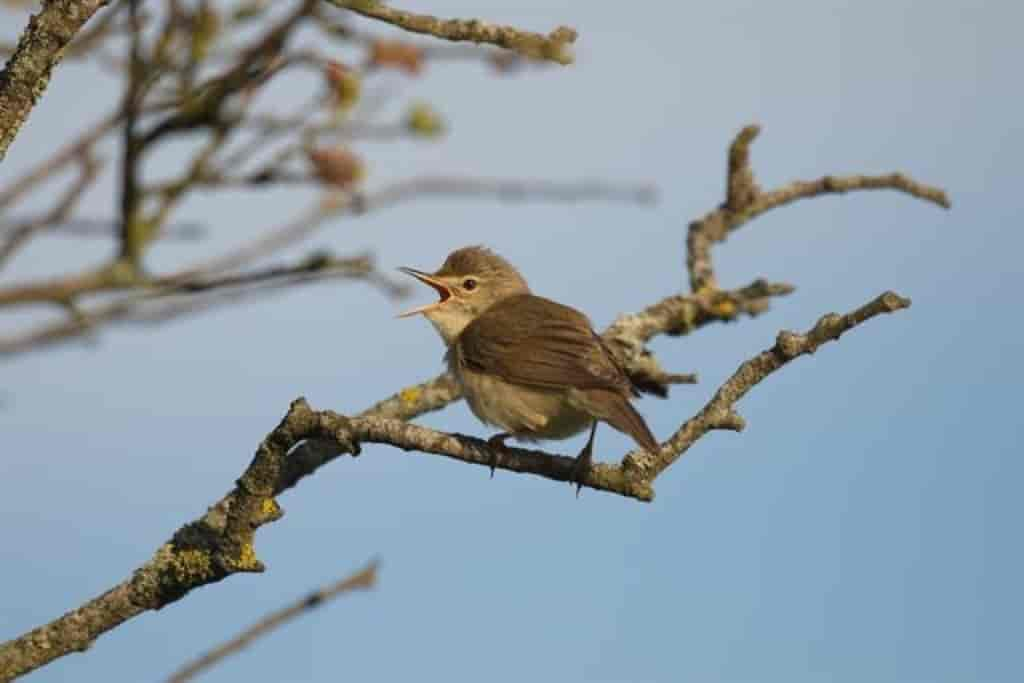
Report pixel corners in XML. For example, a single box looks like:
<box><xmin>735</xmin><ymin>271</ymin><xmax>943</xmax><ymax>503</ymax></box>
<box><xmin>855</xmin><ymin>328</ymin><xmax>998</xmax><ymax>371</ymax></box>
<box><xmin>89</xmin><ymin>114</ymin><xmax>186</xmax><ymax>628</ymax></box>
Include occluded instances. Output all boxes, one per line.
<box><xmin>455</xmin><ymin>294</ymin><xmax>632</xmax><ymax>395</ymax></box>
<box><xmin>456</xmin><ymin>294</ymin><xmax>659</xmax><ymax>451</ymax></box>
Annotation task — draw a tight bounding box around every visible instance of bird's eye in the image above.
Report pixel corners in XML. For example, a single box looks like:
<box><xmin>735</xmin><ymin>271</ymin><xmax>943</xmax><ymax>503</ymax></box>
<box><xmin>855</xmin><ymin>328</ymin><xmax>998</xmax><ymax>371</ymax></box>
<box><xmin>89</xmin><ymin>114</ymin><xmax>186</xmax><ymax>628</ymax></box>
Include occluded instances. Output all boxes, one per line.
<box><xmin>462</xmin><ymin>278</ymin><xmax>477</xmax><ymax>291</ymax></box>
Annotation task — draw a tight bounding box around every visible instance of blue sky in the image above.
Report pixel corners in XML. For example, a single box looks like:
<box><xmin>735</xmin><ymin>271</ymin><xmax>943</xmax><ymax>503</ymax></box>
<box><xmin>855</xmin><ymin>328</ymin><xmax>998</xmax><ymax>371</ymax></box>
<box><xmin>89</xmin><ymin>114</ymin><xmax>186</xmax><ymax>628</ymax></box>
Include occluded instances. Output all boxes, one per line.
<box><xmin>2</xmin><ymin>1</ymin><xmax>1021</xmax><ymax>681</ymax></box>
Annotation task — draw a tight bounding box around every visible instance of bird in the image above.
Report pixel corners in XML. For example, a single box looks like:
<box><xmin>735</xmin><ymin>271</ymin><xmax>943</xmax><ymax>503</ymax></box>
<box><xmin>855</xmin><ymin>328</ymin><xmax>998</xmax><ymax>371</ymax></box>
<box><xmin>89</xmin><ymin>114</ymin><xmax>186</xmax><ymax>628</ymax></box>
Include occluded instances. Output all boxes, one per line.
<box><xmin>398</xmin><ymin>246</ymin><xmax>660</xmax><ymax>492</ymax></box>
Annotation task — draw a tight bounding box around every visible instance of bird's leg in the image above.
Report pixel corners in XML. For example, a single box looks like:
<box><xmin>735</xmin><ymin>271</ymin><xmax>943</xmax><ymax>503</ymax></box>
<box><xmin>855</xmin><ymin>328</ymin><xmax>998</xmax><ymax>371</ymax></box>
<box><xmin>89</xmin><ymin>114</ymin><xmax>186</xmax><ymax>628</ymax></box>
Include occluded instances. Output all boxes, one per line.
<box><xmin>571</xmin><ymin>422</ymin><xmax>598</xmax><ymax>498</ymax></box>
<box><xmin>486</xmin><ymin>432</ymin><xmax>512</xmax><ymax>478</ymax></box>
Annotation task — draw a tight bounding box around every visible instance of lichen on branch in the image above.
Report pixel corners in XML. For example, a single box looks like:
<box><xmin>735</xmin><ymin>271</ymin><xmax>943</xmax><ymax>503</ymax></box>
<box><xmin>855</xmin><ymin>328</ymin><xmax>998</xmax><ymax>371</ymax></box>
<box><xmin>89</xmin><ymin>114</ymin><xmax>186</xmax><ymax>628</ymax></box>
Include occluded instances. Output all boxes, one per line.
<box><xmin>0</xmin><ymin>0</ymin><xmax>110</xmax><ymax>163</ymax></box>
<box><xmin>329</xmin><ymin>0</ymin><xmax>577</xmax><ymax>64</ymax></box>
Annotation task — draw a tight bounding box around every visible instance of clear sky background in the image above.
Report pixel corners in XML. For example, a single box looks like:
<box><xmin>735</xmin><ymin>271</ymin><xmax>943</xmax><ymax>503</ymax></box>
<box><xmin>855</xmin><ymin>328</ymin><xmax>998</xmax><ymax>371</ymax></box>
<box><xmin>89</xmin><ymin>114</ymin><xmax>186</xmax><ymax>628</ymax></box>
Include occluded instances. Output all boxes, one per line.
<box><xmin>2</xmin><ymin>1</ymin><xmax>1021</xmax><ymax>681</ymax></box>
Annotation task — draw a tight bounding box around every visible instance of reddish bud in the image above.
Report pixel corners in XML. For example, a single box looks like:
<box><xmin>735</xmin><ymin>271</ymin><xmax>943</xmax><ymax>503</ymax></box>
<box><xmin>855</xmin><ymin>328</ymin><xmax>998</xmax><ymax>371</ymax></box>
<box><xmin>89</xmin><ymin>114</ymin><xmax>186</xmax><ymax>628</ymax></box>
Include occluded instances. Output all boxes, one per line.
<box><xmin>308</xmin><ymin>148</ymin><xmax>365</xmax><ymax>189</ymax></box>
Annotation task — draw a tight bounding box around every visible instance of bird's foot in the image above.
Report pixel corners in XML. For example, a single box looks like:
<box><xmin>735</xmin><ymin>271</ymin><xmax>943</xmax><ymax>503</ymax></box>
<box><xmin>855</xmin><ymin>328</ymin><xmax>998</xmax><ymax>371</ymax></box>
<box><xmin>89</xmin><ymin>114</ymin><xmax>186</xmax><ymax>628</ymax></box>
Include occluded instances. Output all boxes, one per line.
<box><xmin>486</xmin><ymin>432</ymin><xmax>512</xmax><ymax>478</ymax></box>
<box><xmin>570</xmin><ymin>441</ymin><xmax>594</xmax><ymax>498</ymax></box>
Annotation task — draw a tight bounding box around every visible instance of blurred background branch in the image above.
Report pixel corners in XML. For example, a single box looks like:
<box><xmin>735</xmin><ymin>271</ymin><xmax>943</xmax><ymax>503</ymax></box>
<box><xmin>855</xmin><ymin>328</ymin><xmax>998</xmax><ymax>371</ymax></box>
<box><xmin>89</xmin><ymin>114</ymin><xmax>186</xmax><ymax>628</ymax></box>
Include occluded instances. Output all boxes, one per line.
<box><xmin>165</xmin><ymin>559</ymin><xmax>378</xmax><ymax>683</ymax></box>
<box><xmin>0</xmin><ymin>0</ymin><xmax>621</xmax><ymax>358</ymax></box>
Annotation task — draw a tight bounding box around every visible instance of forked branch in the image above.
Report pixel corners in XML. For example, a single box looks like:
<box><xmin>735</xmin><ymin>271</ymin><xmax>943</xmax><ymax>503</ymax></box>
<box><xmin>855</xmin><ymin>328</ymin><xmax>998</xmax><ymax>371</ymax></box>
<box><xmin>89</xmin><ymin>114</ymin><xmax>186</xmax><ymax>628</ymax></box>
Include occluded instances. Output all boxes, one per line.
<box><xmin>686</xmin><ymin>124</ymin><xmax>950</xmax><ymax>293</ymax></box>
<box><xmin>0</xmin><ymin>126</ymin><xmax>947</xmax><ymax>681</ymax></box>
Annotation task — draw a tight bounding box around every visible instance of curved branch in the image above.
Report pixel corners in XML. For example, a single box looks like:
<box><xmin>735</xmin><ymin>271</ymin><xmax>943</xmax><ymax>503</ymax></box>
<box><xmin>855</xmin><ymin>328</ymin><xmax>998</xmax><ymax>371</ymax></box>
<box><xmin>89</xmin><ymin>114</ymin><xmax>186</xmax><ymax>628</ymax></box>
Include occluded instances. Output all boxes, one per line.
<box><xmin>627</xmin><ymin>291</ymin><xmax>912</xmax><ymax>481</ymax></box>
<box><xmin>0</xmin><ymin>397</ymin><xmax>358</xmax><ymax>680</ymax></box>
<box><xmin>686</xmin><ymin>124</ymin><xmax>950</xmax><ymax>293</ymax></box>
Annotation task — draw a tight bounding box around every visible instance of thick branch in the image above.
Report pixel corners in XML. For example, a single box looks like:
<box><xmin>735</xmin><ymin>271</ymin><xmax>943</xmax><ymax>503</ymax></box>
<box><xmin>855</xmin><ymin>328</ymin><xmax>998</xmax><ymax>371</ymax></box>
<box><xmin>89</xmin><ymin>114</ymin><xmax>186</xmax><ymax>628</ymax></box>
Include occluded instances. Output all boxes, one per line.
<box><xmin>285</xmin><ymin>277</ymin><xmax>794</xmax><ymax>485</ymax></box>
<box><xmin>287</xmin><ymin>292</ymin><xmax>911</xmax><ymax>505</ymax></box>
<box><xmin>329</xmin><ymin>0</ymin><xmax>577</xmax><ymax>64</ymax></box>
<box><xmin>0</xmin><ymin>398</ymin><xmax>357</xmax><ymax>680</ymax></box>
<box><xmin>0</xmin><ymin>0</ymin><xmax>110</xmax><ymax>163</ymax></box>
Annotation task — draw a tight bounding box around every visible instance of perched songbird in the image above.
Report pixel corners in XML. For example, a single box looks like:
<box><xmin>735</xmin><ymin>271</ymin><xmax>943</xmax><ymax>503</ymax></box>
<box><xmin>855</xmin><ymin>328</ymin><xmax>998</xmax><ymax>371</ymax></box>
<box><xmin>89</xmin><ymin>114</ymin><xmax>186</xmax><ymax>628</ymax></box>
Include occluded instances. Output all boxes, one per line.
<box><xmin>398</xmin><ymin>246</ymin><xmax>659</xmax><ymax>489</ymax></box>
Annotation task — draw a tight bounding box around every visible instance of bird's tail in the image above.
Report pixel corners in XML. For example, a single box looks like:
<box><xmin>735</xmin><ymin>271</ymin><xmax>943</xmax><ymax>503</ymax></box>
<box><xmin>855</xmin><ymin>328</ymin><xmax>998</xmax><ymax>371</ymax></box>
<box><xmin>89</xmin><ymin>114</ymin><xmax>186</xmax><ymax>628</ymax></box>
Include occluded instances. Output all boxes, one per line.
<box><xmin>579</xmin><ymin>389</ymin><xmax>659</xmax><ymax>452</ymax></box>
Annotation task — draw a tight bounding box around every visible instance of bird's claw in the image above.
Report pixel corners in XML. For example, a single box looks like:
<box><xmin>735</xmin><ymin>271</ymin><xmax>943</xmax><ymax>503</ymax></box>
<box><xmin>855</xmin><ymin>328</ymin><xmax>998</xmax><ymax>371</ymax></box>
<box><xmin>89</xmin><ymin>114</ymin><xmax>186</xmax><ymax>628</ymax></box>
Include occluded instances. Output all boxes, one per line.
<box><xmin>571</xmin><ymin>443</ymin><xmax>594</xmax><ymax>499</ymax></box>
<box><xmin>486</xmin><ymin>433</ymin><xmax>511</xmax><ymax>479</ymax></box>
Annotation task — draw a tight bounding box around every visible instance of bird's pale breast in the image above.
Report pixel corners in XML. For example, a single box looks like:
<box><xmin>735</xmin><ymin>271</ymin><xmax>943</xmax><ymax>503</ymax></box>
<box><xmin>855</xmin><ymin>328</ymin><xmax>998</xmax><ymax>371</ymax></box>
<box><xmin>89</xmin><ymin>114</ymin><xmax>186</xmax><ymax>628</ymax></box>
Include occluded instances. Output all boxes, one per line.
<box><xmin>452</xmin><ymin>362</ymin><xmax>593</xmax><ymax>441</ymax></box>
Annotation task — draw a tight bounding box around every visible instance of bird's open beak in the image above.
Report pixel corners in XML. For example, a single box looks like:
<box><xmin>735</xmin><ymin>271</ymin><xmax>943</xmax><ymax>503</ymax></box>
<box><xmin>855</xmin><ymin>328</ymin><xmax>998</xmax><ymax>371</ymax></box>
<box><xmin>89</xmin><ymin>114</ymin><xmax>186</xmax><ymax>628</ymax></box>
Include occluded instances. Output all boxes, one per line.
<box><xmin>396</xmin><ymin>267</ymin><xmax>452</xmax><ymax>318</ymax></box>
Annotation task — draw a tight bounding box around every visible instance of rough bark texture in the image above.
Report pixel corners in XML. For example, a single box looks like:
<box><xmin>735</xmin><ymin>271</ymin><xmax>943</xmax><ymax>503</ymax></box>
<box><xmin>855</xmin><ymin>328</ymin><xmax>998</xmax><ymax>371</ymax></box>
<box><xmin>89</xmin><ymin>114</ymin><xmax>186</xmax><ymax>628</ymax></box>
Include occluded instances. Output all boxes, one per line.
<box><xmin>0</xmin><ymin>0</ymin><xmax>109</xmax><ymax>163</ymax></box>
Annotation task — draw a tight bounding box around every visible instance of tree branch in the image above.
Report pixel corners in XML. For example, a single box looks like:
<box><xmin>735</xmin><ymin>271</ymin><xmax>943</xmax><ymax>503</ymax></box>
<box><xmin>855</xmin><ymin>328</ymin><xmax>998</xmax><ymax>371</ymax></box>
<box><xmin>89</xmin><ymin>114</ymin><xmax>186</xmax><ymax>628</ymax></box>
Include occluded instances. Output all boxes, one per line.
<box><xmin>0</xmin><ymin>108</ymin><xmax>119</xmax><ymax>213</ymax></box>
<box><xmin>165</xmin><ymin>560</ymin><xmax>378</xmax><ymax>683</ymax></box>
<box><xmin>0</xmin><ymin>125</ymin><xmax>949</xmax><ymax>680</ymax></box>
<box><xmin>0</xmin><ymin>176</ymin><xmax>651</xmax><ymax>319</ymax></box>
<box><xmin>328</xmin><ymin>0</ymin><xmax>577</xmax><ymax>64</ymax></box>
<box><xmin>628</xmin><ymin>291</ymin><xmax>912</xmax><ymax>482</ymax></box>
<box><xmin>285</xmin><ymin>291</ymin><xmax>911</xmax><ymax>503</ymax></box>
<box><xmin>0</xmin><ymin>271</ymin><xmax>794</xmax><ymax>678</ymax></box>
<box><xmin>0</xmin><ymin>251</ymin><xmax>407</xmax><ymax>357</ymax></box>
<box><xmin>0</xmin><ymin>148</ymin><xmax>102</xmax><ymax>267</ymax></box>
<box><xmin>0</xmin><ymin>0</ymin><xmax>111</xmax><ymax>163</ymax></box>
<box><xmin>686</xmin><ymin>124</ymin><xmax>950</xmax><ymax>293</ymax></box>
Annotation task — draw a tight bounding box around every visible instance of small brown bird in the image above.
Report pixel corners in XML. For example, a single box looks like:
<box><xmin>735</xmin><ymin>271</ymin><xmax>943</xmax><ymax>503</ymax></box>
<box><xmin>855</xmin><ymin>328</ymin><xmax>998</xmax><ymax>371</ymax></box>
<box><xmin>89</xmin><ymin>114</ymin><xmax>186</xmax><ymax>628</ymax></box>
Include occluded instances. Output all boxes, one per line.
<box><xmin>399</xmin><ymin>246</ymin><xmax>659</xmax><ymax>490</ymax></box>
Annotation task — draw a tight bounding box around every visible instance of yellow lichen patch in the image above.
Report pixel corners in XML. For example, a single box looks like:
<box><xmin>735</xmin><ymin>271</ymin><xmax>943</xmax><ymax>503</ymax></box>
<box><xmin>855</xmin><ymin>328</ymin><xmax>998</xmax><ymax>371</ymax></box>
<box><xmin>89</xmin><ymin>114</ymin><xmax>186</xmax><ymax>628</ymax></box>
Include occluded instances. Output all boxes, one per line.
<box><xmin>710</xmin><ymin>298</ymin><xmax>737</xmax><ymax>318</ymax></box>
<box><xmin>400</xmin><ymin>386</ymin><xmax>421</xmax><ymax>405</ymax></box>
<box><xmin>261</xmin><ymin>498</ymin><xmax>280</xmax><ymax>518</ymax></box>
<box><xmin>170</xmin><ymin>549</ymin><xmax>214</xmax><ymax>584</ymax></box>
<box><xmin>236</xmin><ymin>542</ymin><xmax>260</xmax><ymax>571</ymax></box>
<box><xmin>696</xmin><ymin>285</ymin><xmax>737</xmax><ymax>319</ymax></box>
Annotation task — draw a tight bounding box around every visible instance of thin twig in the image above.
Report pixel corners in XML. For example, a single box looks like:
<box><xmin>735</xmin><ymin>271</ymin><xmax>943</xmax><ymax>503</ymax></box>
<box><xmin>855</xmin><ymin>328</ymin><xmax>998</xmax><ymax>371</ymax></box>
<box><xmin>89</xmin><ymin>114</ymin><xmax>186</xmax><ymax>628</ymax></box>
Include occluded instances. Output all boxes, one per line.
<box><xmin>0</xmin><ymin>252</ymin><xmax>405</xmax><ymax>356</ymax></box>
<box><xmin>165</xmin><ymin>560</ymin><xmax>378</xmax><ymax>683</ymax></box>
<box><xmin>0</xmin><ymin>151</ymin><xmax>103</xmax><ymax>267</ymax></box>
<box><xmin>0</xmin><ymin>110</ymin><xmax>120</xmax><ymax>211</ymax></box>
<box><xmin>0</xmin><ymin>176</ymin><xmax>651</xmax><ymax>343</ymax></box>
<box><xmin>686</xmin><ymin>124</ymin><xmax>950</xmax><ymax>293</ymax></box>
<box><xmin>328</xmin><ymin>0</ymin><xmax>577</xmax><ymax>64</ymax></box>
<box><xmin>0</xmin><ymin>217</ymin><xmax>205</xmax><ymax>241</ymax></box>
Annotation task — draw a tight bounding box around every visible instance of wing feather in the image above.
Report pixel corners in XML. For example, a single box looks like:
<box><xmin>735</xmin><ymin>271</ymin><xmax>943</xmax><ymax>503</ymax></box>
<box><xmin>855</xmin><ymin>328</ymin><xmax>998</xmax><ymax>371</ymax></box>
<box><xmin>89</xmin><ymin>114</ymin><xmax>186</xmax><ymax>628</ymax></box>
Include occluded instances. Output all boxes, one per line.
<box><xmin>455</xmin><ymin>294</ymin><xmax>632</xmax><ymax>394</ymax></box>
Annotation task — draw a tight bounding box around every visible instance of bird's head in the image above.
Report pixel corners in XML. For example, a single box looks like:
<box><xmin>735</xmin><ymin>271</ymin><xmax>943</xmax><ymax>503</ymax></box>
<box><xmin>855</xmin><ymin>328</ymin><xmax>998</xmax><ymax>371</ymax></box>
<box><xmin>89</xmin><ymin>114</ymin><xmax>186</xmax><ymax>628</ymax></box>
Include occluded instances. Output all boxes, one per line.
<box><xmin>398</xmin><ymin>246</ymin><xmax>530</xmax><ymax>344</ymax></box>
